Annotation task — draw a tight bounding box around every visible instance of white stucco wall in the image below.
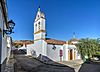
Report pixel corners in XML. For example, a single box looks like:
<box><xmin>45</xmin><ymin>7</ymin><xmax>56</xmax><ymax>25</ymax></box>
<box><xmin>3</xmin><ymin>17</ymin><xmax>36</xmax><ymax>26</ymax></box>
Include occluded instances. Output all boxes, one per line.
<box><xmin>0</xmin><ymin>6</ymin><xmax>8</xmax><ymax>64</ymax></box>
<box><xmin>6</xmin><ymin>36</ymin><xmax>12</xmax><ymax>63</ymax></box>
<box><xmin>47</xmin><ymin>44</ymin><xmax>63</xmax><ymax>61</ymax></box>
<box><xmin>27</xmin><ymin>40</ymin><xmax>47</xmax><ymax>57</ymax></box>
<box><xmin>27</xmin><ymin>44</ymin><xmax>34</xmax><ymax>56</ymax></box>
<box><xmin>33</xmin><ymin>40</ymin><xmax>43</xmax><ymax>56</ymax></box>
<box><xmin>34</xmin><ymin>32</ymin><xmax>46</xmax><ymax>40</ymax></box>
<box><xmin>1</xmin><ymin>33</ymin><xmax>7</xmax><ymax>64</ymax></box>
<box><xmin>41</xmin><ymin>18</ymin><xmax>45</xmax><ymax>30</ymax></box>
<box><xmin>41</xmin><ymin>40</ymin><xmax>47</xmax><ymax>56</ymax></box>
<box><xmin>0</xmin><ymin>4</ymin><xmax>3</xmax><ymax>29</ymax></box>
<box><xmin>63</xmin><ymin>44</ymin><xmax>69</xmax><ymax>61</ymax></box>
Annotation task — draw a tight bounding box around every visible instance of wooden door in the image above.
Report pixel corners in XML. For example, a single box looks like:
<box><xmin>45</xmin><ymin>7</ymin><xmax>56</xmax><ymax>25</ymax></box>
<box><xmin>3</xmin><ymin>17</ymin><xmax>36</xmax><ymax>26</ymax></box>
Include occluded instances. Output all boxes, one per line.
<box><xmin>70</xmin><ymin>49</ymin><xmax>73</xmax><ymax>60</ymax></box>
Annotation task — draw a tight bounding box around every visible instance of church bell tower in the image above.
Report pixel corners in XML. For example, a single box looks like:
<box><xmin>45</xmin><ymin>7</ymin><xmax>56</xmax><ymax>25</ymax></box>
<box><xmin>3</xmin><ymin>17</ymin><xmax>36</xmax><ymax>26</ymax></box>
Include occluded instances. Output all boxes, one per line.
<box><xmin>33</xmin><ymin>7</ymin><xmax>47</xmax><ymax>56</ymax></box>
<box><xmin>34</xmin><ymin>7</ymin><xmax>46</xmax><ymax>41</ymax></box>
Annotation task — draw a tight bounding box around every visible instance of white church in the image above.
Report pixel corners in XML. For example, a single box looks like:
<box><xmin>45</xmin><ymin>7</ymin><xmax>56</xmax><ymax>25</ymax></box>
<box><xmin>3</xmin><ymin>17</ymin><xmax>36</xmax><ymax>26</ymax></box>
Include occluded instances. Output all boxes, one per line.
<box><xmin>26</xmin><ymin>7</ymin><xmax>81</xmax><ymax>61</ymax></box>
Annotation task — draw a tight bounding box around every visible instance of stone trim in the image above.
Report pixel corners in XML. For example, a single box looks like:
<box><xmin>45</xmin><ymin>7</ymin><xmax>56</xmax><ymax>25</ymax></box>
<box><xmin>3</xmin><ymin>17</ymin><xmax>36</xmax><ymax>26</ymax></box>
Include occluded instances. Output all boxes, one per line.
<box><xmin>34</xmin><ymin>30</ymin><xmax>46</xmax><ymax>34</ymax></box>
<box><xmin>34</xmin><ymin>38</ymin><xmax>45</xmax><ymax>41</ymax></box>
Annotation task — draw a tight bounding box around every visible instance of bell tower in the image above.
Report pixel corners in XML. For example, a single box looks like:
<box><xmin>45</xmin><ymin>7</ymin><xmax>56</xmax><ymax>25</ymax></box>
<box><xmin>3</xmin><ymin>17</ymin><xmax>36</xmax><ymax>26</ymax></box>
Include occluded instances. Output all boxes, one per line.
<box><xmin>33</xmin><ymin>7</ymin><xmax>47</xmax><ymax>56</ymax></box>
<box><xmin>34</xmin><ymin>7</ymin><xmax>46</xmax><ymax>41</ymax></box>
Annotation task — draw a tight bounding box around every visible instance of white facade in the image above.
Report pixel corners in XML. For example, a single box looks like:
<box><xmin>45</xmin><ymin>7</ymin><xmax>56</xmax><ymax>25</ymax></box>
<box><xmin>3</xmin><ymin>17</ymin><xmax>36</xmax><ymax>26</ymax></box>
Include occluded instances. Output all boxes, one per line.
<box><xmin>0</xmin><ymin>1</ymin><xmax>13</xmax><ymax>72</ymax></box>
<box><xmin>0</xmin><ymin>3</ymin><xmax>8</xmax><ymax>64</ymax></box>
<box><xmin>6</xmin><ymin>36</ymin><xmax>12</xmax><ymax>63</ymax></box>
<box><xmin>47</xmin><ymin>44</ymin><xmax>63</xmax><ymax>61</ymax></box>
<box><xmin>27</xmin><ymin>7</ymin><xmax>81</xmax><ymax>61</ymax></box>
<box><xmin>63</xmin><ymin>44</ymin><xmax>69</xmax><ymax>61</ymax></box>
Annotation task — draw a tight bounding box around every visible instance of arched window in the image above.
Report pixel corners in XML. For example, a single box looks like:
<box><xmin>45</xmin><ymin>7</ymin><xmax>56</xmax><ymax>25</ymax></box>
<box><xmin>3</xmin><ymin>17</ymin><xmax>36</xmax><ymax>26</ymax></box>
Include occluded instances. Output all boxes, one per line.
<box><xmin>35</xmin><ymin>24</ymin><xmax>37</xmax><ymax>31</ymax></box>
<box><xmin>38</xmin><ymin>22</ymin><xmax>40</xmax><ymax>30</ymax></box>
<box><xmin>38</xmin><ymin>15</ymin><xmax>39</xmax><ymax>18</ymax></box>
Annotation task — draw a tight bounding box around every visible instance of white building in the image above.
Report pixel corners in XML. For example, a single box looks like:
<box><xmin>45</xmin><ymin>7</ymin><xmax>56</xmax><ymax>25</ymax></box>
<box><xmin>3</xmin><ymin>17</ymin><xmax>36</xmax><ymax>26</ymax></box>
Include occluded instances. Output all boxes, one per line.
<box><xmin>0</xmin><ymin>0</ymin><xmax>13</xmax><ymax>71</ymax></box>
<box><xmin>0</xmin><ymin>0</ymin><xmax>8</xmax><ymax>71</ymax></box>
<box><xmin>27</xmin><ymin>7</ymin><xmax>81</xmax><ymax>61</ymax></box>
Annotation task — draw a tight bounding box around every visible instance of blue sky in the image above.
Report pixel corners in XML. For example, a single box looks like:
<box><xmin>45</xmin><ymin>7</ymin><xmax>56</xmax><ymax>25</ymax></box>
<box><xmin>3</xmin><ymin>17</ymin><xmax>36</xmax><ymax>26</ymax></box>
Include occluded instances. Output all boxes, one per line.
<box><xmin>7</xmin><ymin>0</ymin><xmax>100</xmax><ymax>41</ymax></box>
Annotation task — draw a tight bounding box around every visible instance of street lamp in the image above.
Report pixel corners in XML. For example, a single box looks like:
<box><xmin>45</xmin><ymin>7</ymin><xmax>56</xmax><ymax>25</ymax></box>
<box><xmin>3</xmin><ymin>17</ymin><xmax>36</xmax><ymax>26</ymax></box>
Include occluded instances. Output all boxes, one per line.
<box><xmin>52</xmin><ymin>45</ymin><xmax>56</xmax><ymax>50</ymax></box>
<box><xmin>8</xmin><ymin>20</ymin><xmax>15</xmax><ymax>29</ymax></box>
<box><xmin>3</xmin><ymin>20</ymin><xmax>15</xmax><ymax>35</ymax></box>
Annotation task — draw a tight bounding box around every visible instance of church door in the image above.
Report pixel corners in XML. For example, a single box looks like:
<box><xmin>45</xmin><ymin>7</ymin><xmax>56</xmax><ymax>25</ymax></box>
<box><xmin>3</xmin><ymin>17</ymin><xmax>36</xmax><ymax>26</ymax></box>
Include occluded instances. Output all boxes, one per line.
<box><xmin>70</xmin><ymin>49</ymin><xmax>73</xmax><ymax>60</ymax></box>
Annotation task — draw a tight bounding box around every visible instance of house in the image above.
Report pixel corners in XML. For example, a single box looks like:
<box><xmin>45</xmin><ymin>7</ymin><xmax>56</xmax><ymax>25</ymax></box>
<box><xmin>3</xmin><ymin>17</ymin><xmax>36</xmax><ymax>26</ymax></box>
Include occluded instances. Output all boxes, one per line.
<box><xmin>0</xmin><ymin>0</ymin><xmax>13</xmax><ymax>71</ymax></box>
<box><xmin>26</xmin><ymin>7</ymin><xmax>81</xmax><ymax>61</ymax></box>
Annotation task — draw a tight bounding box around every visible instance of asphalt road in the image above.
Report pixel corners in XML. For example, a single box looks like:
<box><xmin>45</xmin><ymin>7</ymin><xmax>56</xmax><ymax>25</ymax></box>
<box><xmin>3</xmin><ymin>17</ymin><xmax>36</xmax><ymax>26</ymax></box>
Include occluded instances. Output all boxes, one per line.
<box><xmin>14</xmin><ymin>55</ymin><xmax>74</xmax><ymax>72</ymax></box>
<box><xmin>14</xmin><ymin>54</ymin><xmax>100</xmax><ymax>72</ymax></box>
<box><xmin>79</xmin><ymin>62</ymin><xmax>100</xmax><ymax>72</ymax></box>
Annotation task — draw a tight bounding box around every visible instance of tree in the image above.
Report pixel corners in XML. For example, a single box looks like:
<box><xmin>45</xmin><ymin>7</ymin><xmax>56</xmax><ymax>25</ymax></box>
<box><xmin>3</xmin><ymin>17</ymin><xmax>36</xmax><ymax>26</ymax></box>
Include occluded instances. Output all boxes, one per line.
<box><xmin>12</xmin><ymin>42</ymin><xmax>23</xmax><ymax>48</ymax></box>
<box><xmin>76</xmin><ymin>38</ymin><xmax>99</xmax><ymax>60</ymax></box>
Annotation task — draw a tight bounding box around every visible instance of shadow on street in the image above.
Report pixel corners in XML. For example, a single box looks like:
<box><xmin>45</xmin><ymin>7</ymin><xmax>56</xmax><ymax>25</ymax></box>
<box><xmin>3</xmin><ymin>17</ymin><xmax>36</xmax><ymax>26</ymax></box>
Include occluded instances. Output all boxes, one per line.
<box><xmin>14</xmin><ymin>54</ymin><xmax>75</xmax><ymax>72</ymax></box>
<box><xmin>79</xmin><ymin>61</ymin><xmax>100</xmax><ymax>72</ymax></box>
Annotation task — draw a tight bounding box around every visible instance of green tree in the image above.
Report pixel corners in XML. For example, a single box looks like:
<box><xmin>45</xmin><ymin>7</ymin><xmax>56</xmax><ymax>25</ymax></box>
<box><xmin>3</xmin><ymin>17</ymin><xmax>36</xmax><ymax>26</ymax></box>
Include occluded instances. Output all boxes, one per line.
<box><xmin>76</xmin><ymin>38</ymin><xmax>99</xmax><ymax>60</ymax></box>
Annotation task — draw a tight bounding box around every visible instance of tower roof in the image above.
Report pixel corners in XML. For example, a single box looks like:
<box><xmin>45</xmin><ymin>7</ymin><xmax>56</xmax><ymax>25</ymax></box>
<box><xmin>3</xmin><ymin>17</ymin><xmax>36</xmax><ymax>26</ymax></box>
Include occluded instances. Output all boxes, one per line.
<box><xmin>38</xmin><ymin>6</ymin><xmax>40</xmax><ymax>12</ymax></box>
<box><xmin>35</xmin><ymin>6</ymin><xmax>45</xmax><ymax>21</ymax></box>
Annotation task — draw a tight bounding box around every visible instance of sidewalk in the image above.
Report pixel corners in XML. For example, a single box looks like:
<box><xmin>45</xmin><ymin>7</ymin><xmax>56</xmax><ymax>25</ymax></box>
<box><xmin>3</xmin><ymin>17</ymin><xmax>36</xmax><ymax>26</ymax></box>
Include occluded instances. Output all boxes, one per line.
<box><xmin>58</xmin><ymin>59</ymin><xmax>83</xmax><ymax>72</ymax></box>
<box><xmin>4</xmin><ymin>55</ymin><xmax>15</xmax><ymax>72</ymax></box>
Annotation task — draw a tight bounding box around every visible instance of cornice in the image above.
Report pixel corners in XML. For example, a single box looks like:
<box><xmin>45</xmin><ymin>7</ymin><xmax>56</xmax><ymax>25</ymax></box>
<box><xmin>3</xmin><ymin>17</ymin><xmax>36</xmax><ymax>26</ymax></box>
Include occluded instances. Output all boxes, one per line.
<box><xmin>34</xmin><ymin>30</ymin><xmax>46</xmax><ymax>34</ymax></box>
<box><xmin>34</xmin><ymin>38</ymin><xmax>45</xmax><ymax>41</ymax></box>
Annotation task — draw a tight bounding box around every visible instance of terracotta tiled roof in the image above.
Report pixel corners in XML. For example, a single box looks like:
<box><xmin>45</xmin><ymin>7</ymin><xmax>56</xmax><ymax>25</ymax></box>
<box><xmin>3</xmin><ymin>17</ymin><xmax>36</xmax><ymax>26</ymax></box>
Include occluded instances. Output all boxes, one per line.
<box><xmin>13</xmin><ymin>40</ymin><xmax>34</xmax><ymax>45</ymax></box>
<box><xmin>46</xmin><ymin>38</ymin><xmax>66</xmax><ymax>45</ymax></box>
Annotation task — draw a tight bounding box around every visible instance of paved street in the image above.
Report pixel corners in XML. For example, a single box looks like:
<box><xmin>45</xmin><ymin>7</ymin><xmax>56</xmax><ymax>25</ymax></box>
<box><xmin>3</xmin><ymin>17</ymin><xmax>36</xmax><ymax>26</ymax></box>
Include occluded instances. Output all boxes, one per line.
<box><xmin>79</xmin><ymin>62</ymin><xmax>100</xmax><ymax>72</ymax></box>
<box><xmin>4</xmin><ymin>54</ymin><xmax>100</xmax><ymax>72</ymax></box>
<box><xmin>14</xmin><ymin>55</ymin><xmax>75</xmax><ymax>72</ymax></box>
<box><xmin>4</xmin><ymin>54</ymin><xmax>14</xmax><ymax>72</ymax></box>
